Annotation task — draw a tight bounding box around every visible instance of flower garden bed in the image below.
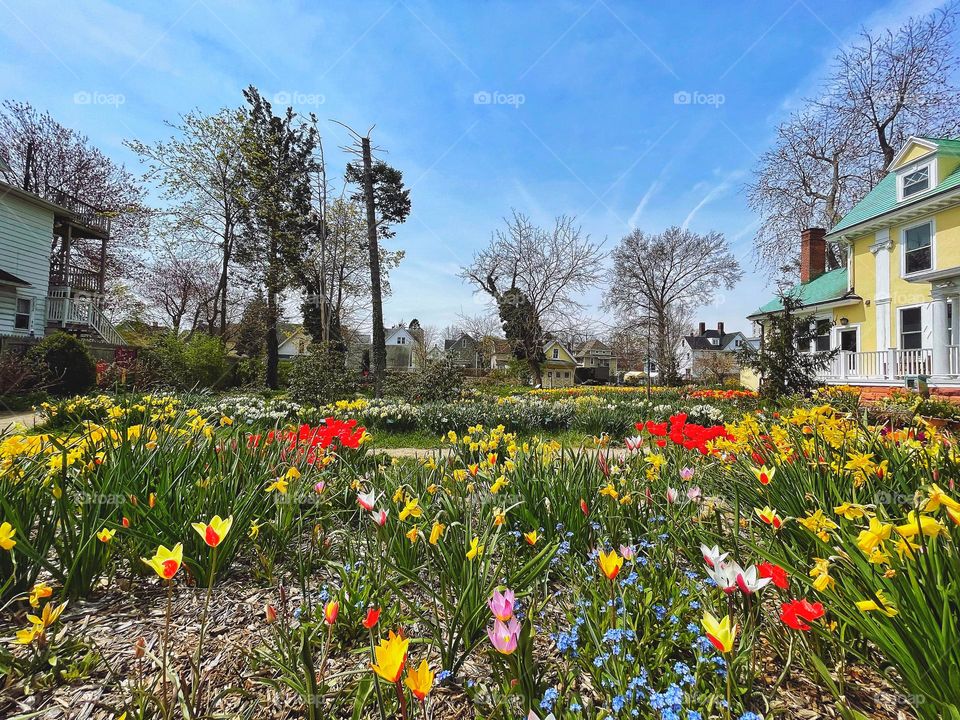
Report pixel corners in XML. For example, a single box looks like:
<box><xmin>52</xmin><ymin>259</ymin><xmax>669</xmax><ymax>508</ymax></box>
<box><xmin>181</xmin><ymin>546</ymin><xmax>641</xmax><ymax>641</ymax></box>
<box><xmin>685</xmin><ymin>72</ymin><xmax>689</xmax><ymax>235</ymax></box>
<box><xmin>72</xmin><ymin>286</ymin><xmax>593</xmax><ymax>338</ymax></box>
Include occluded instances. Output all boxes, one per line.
<box><xmin>2</xmin><ymin>392</ymin><xmax>958</xmax><ymax>719</ymax></box>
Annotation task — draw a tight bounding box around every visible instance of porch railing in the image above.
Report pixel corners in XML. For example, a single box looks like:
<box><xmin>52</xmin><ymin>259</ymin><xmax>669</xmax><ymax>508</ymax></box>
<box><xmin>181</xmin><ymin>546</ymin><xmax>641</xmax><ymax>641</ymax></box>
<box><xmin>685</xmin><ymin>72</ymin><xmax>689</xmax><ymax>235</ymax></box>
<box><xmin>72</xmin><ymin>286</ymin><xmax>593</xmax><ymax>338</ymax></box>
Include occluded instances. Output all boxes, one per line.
<box><xmin>46</xmin><ymin>296</ymin><xmax>124</xmax><ymax>346</ymax></box>
<box><xmin>48</xmin><ymin>266</ymin><xmax>103</xmax><ymax>293</ymax></box>
<box><xmin>816</xmin><ymin>349</ymin><xmax>934</xmax><ymax>381</ymax></box>
<box><xmin>43</xmin><ymin>186</ymin><xmax>111</xmax><ymax>236</ymax></box>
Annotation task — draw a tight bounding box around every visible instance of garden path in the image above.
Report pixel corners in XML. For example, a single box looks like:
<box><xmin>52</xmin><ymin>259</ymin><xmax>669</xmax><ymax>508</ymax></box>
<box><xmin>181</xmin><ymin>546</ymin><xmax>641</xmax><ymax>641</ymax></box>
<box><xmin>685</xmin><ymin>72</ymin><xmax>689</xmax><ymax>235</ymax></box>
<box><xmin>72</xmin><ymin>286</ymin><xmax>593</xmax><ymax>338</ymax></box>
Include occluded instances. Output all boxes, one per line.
<box><xmin>0</xmin><ymin>410</ymin><xmax>39</xmax><ymax>432</ymax></box>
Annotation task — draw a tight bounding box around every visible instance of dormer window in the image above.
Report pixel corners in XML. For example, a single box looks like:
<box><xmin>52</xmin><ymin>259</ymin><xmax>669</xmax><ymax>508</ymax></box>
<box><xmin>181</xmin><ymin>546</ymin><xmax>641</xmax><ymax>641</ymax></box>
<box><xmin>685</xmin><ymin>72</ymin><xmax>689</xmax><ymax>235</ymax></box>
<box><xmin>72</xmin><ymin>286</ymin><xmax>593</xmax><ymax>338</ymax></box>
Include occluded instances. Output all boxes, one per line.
<box><xmin>903</xmin><ymin>166</ymin><xmax>929</xmax><ymax>197</ymax></box>
<box><xmin>897</xmin><ymin>159</ymin><xmax>935</xmax><ymax>201</ymax></box>
<box><xmin>709</xmin><ymin>337</ymin><xmax>719</xmax><ymax>346</ymax></box>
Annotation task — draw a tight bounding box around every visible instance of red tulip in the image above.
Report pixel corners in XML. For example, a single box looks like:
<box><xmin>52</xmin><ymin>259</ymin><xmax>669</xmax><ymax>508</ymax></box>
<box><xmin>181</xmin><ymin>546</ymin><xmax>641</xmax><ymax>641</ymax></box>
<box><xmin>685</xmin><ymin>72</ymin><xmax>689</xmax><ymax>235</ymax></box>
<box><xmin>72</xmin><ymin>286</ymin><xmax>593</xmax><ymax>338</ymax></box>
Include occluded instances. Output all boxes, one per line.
<box><xmin>363</xmin><ymin>607</ymin><xmax>381</xmax><ymax>629</ymax></box>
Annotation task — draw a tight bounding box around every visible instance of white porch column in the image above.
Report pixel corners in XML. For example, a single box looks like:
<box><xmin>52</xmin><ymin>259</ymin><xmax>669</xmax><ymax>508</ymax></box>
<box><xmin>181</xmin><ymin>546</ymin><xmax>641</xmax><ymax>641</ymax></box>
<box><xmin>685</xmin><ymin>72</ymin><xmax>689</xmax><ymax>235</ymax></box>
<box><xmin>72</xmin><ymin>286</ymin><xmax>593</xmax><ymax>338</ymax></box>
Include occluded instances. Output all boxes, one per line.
<box><xmin>931</xmin><ymin>293</ymin><xmax>949</xmax><ymax>377</ymax></box>
<box><xmin>952</xmin><ymin>295</ymin><xmax>960</xmax><ymax>347</ymax></box>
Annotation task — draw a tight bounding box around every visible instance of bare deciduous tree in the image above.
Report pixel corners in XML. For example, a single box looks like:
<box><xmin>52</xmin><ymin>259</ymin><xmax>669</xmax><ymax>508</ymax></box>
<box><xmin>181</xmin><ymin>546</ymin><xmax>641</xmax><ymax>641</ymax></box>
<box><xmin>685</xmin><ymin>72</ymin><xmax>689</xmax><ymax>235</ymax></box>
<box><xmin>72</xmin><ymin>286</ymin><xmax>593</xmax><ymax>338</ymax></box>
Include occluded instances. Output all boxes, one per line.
<box><xmin>605</xmin><ymin>227</ymin><xmax>741</xmax><ymax>383</ymax></box>
<box><xmin>748</xmin><ymin>3</ymin><xmax>960</xmax><ymax>277</ymax></box>
<box><xmin>460</xmin><ymin>211</ymin><xmax>605</xmax><ymax>386</ymax></box>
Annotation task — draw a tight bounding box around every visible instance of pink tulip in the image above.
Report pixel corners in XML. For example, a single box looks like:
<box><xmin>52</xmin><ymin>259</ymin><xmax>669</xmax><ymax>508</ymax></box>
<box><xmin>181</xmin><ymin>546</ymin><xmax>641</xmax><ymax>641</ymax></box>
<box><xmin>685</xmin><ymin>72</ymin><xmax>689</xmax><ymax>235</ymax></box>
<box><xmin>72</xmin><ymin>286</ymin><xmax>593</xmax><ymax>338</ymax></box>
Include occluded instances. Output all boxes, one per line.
<box><xmin>666</xmin><ymin>487</ymin><xmax>679</xmax><ymax>504</ymax></box>
<box><xmin>488</xmin><ymin>588</ymin><xmax>515</xmax><ymax>621</ymax></box>
<box><xmin>700</xmin><ymin>544</ymin><xmax>728</xmax><ymax>569</ymax></box>
<box><xmin>357</xmin><ymin>489</ymin><xmax>377</xmax><ymax>511</ymax></box>
<box><xmin>619</xmin><ymin>544</ymin><xmax>635</xmax><ymax>560</ymax></box>
<box><xmin>487</xmin><ymin>618</ymin><xmax>520</xmax><ymax>654</ymax></box>
<box><xmin>314</xmin><ymin>481</ymin><xmax>326</xmax><ymax>494</ymax></box>
<box><xmin>735</xmin><ymin>564</ymin><xmax>772</xmax><ymax>595</ymax></box>
<box><xmin>687</xmin><ymin>486</ymin><xmax>702</xmax><ymax>502</ymax></box>
<box><xmin>707</xmin><ymin>560</ymin><xmax>742</xmax><ymax>595</ymax></box>
<box><xmin>679</xmin><ymin>466</ymin><xmax>695</xmax><ymax>481</ymax></box>
<box><xmin>371</xmin><ymin>509</ymin><xmax>388</xmax><ymax>526</ymax></box>
<box><xmin>624</xmin><ymin>436</ymin><xmax>643</xmax><ymax>452</ymax></box>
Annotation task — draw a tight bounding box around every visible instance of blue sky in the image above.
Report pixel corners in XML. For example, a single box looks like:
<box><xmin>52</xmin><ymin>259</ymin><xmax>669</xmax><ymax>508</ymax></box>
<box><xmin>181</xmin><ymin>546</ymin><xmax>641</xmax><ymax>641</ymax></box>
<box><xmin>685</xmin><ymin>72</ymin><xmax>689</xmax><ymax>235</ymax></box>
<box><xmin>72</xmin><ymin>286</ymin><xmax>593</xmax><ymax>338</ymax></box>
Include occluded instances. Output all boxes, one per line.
<box><xmin>0</xmin><ymin>0</ymin><xmax>947</xmax><ymax>336</ymax></box>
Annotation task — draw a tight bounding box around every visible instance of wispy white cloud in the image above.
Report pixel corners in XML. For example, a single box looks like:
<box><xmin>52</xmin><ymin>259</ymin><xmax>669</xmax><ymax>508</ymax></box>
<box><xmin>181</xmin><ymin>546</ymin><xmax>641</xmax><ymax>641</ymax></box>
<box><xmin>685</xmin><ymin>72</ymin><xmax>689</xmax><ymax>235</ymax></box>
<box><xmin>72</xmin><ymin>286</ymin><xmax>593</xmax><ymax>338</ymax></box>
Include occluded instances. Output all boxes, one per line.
<box><xmin>681</xmin><ymin>170</ymin><xmax>744</xmax><ymax>231</ymax></box>
<box><xmin>628</xmin><ymin>180</ymin><xmax>662</xmax><ymax>229</ymax></box>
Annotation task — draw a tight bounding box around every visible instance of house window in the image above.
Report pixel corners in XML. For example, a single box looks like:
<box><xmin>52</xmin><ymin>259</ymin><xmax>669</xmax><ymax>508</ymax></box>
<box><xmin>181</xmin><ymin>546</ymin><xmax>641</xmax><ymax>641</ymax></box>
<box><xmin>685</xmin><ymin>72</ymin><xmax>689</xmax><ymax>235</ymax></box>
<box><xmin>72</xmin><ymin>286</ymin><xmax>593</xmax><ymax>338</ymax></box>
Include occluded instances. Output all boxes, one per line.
<box><xmin>900</xmin><ymin>307</ymin><xmax>923</xmax><ymax>350</ymax></box>
<box><xmin>903</xmin><ymin>222</ymin><xmax>932</xmax><ymax>275</ymax></box>
<box><xmin>564</xmin><ymin>372</ymin><xmax>569</xmax><ymax>378</ymax></box>
<box><xmin>813</xmin><ymin>319</ymin><xmax>831</xmax><ymax>352</ymax></box>
<box><xmin>14</xmin><ymin>297</ymin><xmax>32</xmax><ymax>330</ymax></box>
<box><xmin>902</xmin><ymin>165</ymin><xmax>930</xmax><ymax>198</ymax></box>
<box><xmin>552</xmin><ymin>348</ymin><xmax>559</xmax><ymax>359</ymax></box>
<box><xmin>397</xmin><ymin>336</ymin><xmax>406</xmax><ymax>345</ymax></box>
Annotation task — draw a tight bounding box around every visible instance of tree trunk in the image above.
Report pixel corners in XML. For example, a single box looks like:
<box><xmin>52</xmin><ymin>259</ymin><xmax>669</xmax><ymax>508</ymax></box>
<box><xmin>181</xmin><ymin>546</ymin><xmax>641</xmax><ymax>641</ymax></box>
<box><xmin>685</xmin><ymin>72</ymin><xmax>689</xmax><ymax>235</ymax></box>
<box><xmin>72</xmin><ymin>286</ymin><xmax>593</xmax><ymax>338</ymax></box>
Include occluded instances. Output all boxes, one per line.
<box><xmin>362</xmin><ymin>137</ymin><xmax>386</xmax><ymax>397</ymax></box>
<box><xmin>265</xmin><ymin>283</ymin><xmax>279</xmax><ymax>389</ymax></box>
<box><xmin>265</xmin><ymin>228</ymin><xmax>280</xmax><ymax>390</ymax></box>
<box><xmin>529</xmin><ymin>358</ymin><xmax>543</xmax><ymax>387</ymax></box>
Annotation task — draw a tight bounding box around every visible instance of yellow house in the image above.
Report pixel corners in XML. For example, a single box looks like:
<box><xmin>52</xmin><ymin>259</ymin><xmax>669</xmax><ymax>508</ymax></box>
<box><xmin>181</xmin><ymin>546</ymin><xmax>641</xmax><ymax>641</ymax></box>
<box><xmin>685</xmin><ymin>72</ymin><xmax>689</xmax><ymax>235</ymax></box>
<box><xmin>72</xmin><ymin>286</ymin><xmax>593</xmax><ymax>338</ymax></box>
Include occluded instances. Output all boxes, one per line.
<box><xmin>750</xmin><ymin>136</ymin><xmax>960</xmax><ymax>390</ymax></box>
<box><xmin>542</xmin><ymin>339</ymin><xmax>577</xmax><ymax>388</ymax></box>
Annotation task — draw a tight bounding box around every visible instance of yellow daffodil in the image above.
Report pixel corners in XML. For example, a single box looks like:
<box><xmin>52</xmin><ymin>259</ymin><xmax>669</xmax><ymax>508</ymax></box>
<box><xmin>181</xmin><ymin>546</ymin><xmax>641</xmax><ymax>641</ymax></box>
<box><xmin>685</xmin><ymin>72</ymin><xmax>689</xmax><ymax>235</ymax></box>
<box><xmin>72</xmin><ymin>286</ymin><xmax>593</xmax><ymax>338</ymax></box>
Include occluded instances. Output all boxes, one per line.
<box><xmin>405</xmin><ymin>526</ymin><xmax>419</xmax><ymax>544</ymax></box>
<box><xmin>924</xmin><ymin>483</ymin><xmax>960</xmax><ymax>513</ymax></box>
<box><xmin>466</xmin><ymin>537</ymin><xmax>484</xmax><ymax>560</ymax></box>
<box><xmin>493</xmin><ymin>507</ymin><xmax>506</xmax><ymax>526</ymax></box>
<box><xmin>266</xmin><ymin>477</ymin><xmax>289</xmax><ymax>494</ymax></box>
<box><xmin>249</xmin><ymin>520</ymin><xmax>261</xmax><ymax>539</ymax></box>
<box><xmin>490</xmin><ymin>476</ymin><xmax>509</xmax><ymax>494</ymax></box>
<box><xmin>797</xmin><ymin>509</ymin><xmax>838</xmax><ymax>542</ymax></box>
<box><xmin>856</xmin><ymin>517</ymin><xmax>893</xmax><ymax>555</ymax></box>
<box><xmin>0</xmin><ymin>521</ymin><xmax>16</xmax><ymax>550</ymax></box>
<box><xmin>429</xmin><ymin>521</ymin><xmax>445</xmax><ymax>545</ymax></box>
<box><xmin>600</xmin><ymin>482</ymin><xmax>619</xmax><ymax>500</ymax></box>
<box><xmin>29</xmin><ymin>582</ymin><xmax>53</xmax><ymax>608</ymax></box>
<box><xmin>399</xmin><ymin>498</ymin><xmax>423</xmax><ymax>522</ymax></box>
<box><xmin>856</xmin><ymin>590</ymin><xmax>898</xmax><ymax>617</ymax></box>
<box><xmin>809</xmin><ymin>558</ymin><xmax>834</xmax><ymax>591</ymax></box>
<box><xmin>834</xmin><ymin>502</ymin><xmax>869</xmax><ymax>520</ymax></box>
<box><xmin>895</xmin><ymin>511</ymin><xmax>946</xmax><ymax>540</ymax></box>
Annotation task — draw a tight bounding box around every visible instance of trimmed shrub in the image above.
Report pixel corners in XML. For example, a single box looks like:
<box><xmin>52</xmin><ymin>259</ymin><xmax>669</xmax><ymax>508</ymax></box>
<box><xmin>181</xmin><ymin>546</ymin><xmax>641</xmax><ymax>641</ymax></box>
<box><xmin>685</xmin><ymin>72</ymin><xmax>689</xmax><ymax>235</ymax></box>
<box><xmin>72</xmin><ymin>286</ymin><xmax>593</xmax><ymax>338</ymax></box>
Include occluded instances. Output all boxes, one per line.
<box><xmin>288</xmin><ymin>345</ymin><xmax>360</xmax><ymax>404</ymax></box>
<box><xmin>26</xmin><ymin>332</ymin><xmax>96</xmax><ymax>395</ymax></box>
<box><xmin>142</xmin><ymin>332</ymin><xmax>230</xmax><ymax>390</ymax></box>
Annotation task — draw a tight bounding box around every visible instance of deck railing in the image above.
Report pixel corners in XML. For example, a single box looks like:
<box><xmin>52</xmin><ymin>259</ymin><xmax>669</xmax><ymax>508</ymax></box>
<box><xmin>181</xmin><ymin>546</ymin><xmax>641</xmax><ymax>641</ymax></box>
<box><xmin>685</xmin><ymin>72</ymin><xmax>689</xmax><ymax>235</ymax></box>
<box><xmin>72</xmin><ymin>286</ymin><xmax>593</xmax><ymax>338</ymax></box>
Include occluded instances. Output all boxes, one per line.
<box><xmin>816</xmin><ymin>349</ymin><xmax>935</xmax><ymax>381</ymax></box>
<box><xmin>45</xmin><ymin>296</ymin><xmax>124</xmax><ymax>346</ymax></box>
<box><xmin>48</xmin><ymin>266</ymin><xmax>102</xmax><ymax>293</ymax></box>
<box><xmin>43</xmin><ymin>186</ymin><xmax>111</xmax><ymax>236</ymax></box>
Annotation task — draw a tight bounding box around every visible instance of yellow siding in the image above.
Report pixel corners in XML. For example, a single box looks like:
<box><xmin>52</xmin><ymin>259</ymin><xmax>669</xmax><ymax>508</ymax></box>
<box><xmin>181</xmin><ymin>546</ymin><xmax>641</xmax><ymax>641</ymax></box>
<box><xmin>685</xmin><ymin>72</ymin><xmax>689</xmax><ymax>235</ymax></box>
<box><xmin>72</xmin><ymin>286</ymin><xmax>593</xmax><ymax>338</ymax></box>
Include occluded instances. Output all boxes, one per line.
<box><xmin>939</xmin><ymin>154</ymin><xmax>960</xmax><ymax>183</ymax></box>
<box><xmin>839</xmin><ymin>234</ymin><xmax>877</xmax><ymax>351</ymax></box>
<box><xmin>933</xmin><ymin>205</ymin><xmax>960</xmax><ymax>269</ymax></box>
<box><xmin>893</xmin><ymin>142</ymin><xmax>935</xmax><ymax>169</ymax></box>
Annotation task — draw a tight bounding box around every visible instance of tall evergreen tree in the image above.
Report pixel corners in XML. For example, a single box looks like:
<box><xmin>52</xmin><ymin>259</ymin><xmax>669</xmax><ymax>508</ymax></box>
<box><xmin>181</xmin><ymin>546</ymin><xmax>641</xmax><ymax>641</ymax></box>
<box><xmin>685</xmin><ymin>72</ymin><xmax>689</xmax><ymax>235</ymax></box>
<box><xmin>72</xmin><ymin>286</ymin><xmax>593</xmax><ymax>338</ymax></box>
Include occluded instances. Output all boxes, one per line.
<box><xmin>235</xmin><ymin>86</ymin><xmax>317</xmax><ymax>389</ymax></box>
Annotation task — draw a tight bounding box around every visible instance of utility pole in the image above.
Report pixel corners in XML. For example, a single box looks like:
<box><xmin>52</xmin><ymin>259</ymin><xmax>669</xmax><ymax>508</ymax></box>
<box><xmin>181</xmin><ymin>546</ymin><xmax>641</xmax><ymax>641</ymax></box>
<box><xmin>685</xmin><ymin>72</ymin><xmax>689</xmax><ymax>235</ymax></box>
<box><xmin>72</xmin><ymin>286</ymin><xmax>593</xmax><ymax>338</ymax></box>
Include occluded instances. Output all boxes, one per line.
<box><xmin>362</xmin><ymin>136</ymin><xmax>386</xmax><ymax>397</ymax></box>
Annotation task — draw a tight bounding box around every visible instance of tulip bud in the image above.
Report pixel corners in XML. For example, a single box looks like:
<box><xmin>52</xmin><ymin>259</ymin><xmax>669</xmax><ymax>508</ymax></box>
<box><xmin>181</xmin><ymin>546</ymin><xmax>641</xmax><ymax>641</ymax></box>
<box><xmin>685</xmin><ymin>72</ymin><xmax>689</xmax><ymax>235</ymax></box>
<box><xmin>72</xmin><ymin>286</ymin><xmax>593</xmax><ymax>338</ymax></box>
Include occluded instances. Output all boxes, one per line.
<box><xmin>265</xmin><ymin>604</ymin><xmax>277</xmax><ymax>624</ymax></box>
<box><xmin>134</xmin><ymin>636</ymin><xmax>146</xmax><ymax>658</ymax></box>
<box><xmin>324</xmin><ymin>600</ymin><xmax>339</xmax><ymax>625</ymax></box>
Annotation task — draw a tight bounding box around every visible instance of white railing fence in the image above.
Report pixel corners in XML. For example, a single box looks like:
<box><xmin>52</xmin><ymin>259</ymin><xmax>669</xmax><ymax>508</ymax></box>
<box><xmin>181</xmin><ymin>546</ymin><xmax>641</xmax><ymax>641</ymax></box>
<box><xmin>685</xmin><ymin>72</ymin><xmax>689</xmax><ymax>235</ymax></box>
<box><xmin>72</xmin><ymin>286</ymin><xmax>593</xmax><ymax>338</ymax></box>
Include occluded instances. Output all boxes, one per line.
<box><xmin>815</xmin><ymin>349</ymin><xmax>934</xmax><ymax>380</ymax></box>
<box><xmin>45</xmin><ymin>296</ymin><xmax>124</xmax><ymax>346</ymax></box>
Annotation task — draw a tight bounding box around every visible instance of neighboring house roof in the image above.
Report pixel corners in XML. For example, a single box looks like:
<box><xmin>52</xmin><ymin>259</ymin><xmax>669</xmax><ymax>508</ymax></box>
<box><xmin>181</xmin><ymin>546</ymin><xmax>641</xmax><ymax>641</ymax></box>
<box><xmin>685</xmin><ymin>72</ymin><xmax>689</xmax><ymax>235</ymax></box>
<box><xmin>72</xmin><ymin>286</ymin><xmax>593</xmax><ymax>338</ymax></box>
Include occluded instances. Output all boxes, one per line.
<box><xmin>829</xmin><ymin>136</ymin><xmax>960</xmax><ymax>236</ymax></box>
<box><xmin>0</xmin><ymin>268</ymin><xmax>31</xmax><ymax>287</ymax></box>
<box><xmin>749</xmin><ymin>267</ymin><xmax>858</xmax><ymax>318</ymax></box>
<box><xmin>577</xmin><ymin>339</ymin><xmax>610</xmax><ymax>354</ymax></box>
<box><xmin>444</xmin><ymin>333</ymin><xmax>477</xmax><ymax>351</ymax></box>
<box><xmin>684</xmin><ymin>330</ymin><xmax>745</xmax><ymax>351</ymax></box>
<box><xmin>543</xmin><ymin>338</ymin><xmax>577</xmax><ymax>365</ymax></box>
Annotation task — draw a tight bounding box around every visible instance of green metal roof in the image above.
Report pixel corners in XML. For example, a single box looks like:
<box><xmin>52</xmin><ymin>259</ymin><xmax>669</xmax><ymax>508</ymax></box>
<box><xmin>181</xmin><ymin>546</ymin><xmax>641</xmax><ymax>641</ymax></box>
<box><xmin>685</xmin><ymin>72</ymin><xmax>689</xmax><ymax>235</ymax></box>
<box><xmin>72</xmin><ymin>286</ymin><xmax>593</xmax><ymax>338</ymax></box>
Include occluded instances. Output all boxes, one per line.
<box><xmin>750</xmin><ymin>267</ymin><xmax>852</xmax><ymax>317</ymax></box>
<box><xmin>829</xmin><ymin>138</ymin><xmax>960</xmax><ymax>236</ymax></box>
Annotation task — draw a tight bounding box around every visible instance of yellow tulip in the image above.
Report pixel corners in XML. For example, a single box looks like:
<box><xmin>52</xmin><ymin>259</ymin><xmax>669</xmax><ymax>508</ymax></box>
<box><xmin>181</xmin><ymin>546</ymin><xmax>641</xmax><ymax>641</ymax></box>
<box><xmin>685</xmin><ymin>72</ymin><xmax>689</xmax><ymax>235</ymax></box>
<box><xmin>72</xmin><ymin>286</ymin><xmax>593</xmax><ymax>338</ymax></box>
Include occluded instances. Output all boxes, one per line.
<box><xmin>405</xmin><ymin>659</ymin><xmax>434</xmax><ymax>702</ymax></box>
<box><xmin>597</xmin><ymin>548</ymin><xmax>623</xmax><ymax>581</ymax></box>
<box><xmin>702</xmin><ymin>610</ymin><xmax>737</xmax><ymax>653</ymax></box>
<box><xmin>370</xmin><ymin>630</ymin><xmax>409</xmax><ymax>683</ymax></box>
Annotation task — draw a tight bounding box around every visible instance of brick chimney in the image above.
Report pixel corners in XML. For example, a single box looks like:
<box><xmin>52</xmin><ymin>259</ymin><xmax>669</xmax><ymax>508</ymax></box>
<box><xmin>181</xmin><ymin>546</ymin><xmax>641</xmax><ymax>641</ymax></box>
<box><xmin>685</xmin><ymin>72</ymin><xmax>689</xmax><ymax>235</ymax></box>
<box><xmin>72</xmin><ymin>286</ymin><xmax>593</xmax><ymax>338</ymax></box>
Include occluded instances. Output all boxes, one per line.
<box><xmin>698</xmin><ymin>322</ymin><xmax>706</xmax><ymax>336</ymax></box>
<box><xmin>717</xmin><ymin>321</ymin><xmax>725</xmax><ymax>336</ymax></box>
<box><xmin>800</xmin><ymin>228</ymin><xmax>827</xmax><ymax>284</ymax></box>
